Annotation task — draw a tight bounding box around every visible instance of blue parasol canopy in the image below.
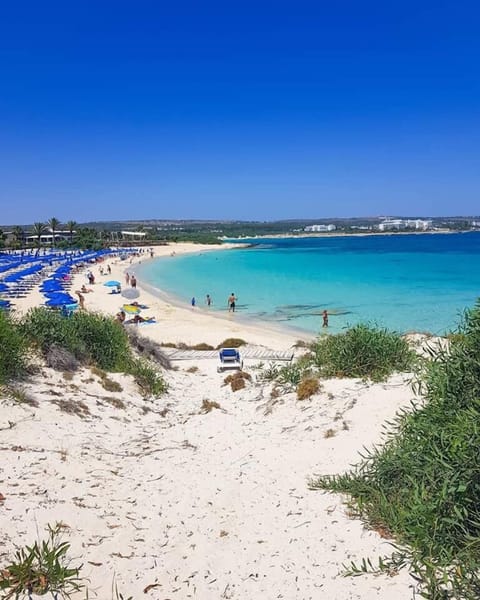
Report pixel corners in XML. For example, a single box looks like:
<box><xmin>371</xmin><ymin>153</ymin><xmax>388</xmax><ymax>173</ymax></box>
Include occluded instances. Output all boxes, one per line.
<box><xmin>104</xmin><ymin>280</ymin><xmax>121</xmax><ymax>287</ymax></box>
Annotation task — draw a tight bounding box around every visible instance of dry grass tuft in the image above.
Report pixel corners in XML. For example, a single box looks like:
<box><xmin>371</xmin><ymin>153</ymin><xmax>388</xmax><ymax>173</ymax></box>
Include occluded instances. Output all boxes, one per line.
<box><xmin>224</xmin><ymin>371</ymin><xmax>251</xmax><ymax>392</ymax></box>
<box><xmin>4</xmin><ymin>385</ymin><xmax>39</xmax><ymax>407</ymax></box>
<box><xmin>270</xmin><ymin>386</ymin><xmax>281</xmax><ymax>399</ymax></box>
<box><xmin>45</xmin><ymin>345</ymin><xmax>80</xmax><ymax>372</ymax></box>
<box><xmin>186</xmin><ymin>366</ymin><xmax>199</xmax><ymax>373</ymax></box>
<box><xmin>53</xmin><ymin>398</ymin><xmax>91</xmax><ymax>418</ymax></box>
<box><xmin>216</xmin><ymin>338</ymin><xmax>247</xmax><ymax>349</ymax></box>
<box><xmin>200</xmin><ymin>399</ymin><xmax>222</xmax><ymax>413</ymax></box>
<box><xmin>103</xmin><ymin>396</ymin><xmax>126</xmax><ymax>409</ymax></box>
<box><xmin>297</xmin><ymin>377</ymin><xmax>321</xmax><ymax>400</ymax></box>
<box><xmin>192</xmin><ymin>343</ymin><xmax>215</xmax><ymax>351</ymax></box>
<box><xmin>126</xmin><ymin>329</ymin><xmax>172</xmax><ymax>369</ymax></box>
<box><xmin>100</xmin><ymin>377</ymin><xmax>123</xmax><ymax>393</ymax></box>
<box><xmin>324</xmin><ymin>428</ymin><xmax>336</xmax><ymax>438</ymax></box>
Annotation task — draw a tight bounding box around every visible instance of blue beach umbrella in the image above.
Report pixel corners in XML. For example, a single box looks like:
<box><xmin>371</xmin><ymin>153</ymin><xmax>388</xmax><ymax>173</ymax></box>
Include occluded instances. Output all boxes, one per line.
<box><xmin>104</xmin><ymin>280</ymin><xmax>121</xmax><ymax>287</ymax></box>
<box><xmin>0</xmin><ymin>283</ymin><xmax>8</xmax><ymax>292</ymax></box>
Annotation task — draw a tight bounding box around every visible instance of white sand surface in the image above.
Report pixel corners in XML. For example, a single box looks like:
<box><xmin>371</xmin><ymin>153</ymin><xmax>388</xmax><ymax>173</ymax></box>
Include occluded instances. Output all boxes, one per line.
<box><xmin>0</xmin><ymin>243</ymin><xmax>419</xmax><ymax>599</ymax></box>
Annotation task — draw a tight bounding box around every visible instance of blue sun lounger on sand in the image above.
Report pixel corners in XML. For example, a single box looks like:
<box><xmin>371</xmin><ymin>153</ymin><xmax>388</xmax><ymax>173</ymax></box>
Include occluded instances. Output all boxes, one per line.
<box><xmin>217</xmin><ymin>348</ymin><xmax>243</xmax><ymax>373</ymax></box>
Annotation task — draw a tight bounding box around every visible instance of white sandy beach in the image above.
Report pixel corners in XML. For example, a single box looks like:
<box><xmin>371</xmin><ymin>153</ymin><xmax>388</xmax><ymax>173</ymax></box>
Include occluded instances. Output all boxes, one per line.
<box><xmin>0</xmin><ymin>243</ymin><xmax>419</xmax><ymax>599</ymax></box>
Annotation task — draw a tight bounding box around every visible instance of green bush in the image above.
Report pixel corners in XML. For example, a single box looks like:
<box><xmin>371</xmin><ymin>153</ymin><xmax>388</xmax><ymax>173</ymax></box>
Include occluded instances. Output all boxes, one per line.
<box><xmin>309</xmin><ymin>301</ymin><xmax>480</xmax><ymax>598</ymax></box>
<box><xmin>0</xmin><ymin>311</ymin><xmax>27</xmax><ymax>384</ymax></box>
<box><xmin>21</xmin><ymin>308</ymin><xmax>131</xmax><ymax>371</ymax></box>
<box><xmin>311</xmin><ymin>323</ymin><xmax>415</xmax><ymax>381</ymax></box>
<box><xmin>131</xmin><ymin>359</ymin><xmax>168</xmax><ymax>397</ymax></box>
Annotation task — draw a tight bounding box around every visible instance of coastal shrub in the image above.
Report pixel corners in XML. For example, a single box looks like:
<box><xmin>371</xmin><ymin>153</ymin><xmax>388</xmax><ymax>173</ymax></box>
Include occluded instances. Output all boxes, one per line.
<box><xmin>21</xmin><ymin>308</ymin><xmax>131</xmax><ymax>371</ymax></box>
<box><xmin>0</xmin><ymin>311</ymin><xmax>27</xmax><ymax>384</ymax></box>
<box><xmin>309</xmin><ymin>300</ymin><xmax>480</xmax><ymax>598</ymax></box>
<box><xmin>69</xmin><ymin>310</ymin><xmax>131</xmax><ymax>371</ymax></box>
<box><xmin>216</xmin><ymin>338</ymin><xmax>246</xmax><ymax>349</ymax></box>
<box><xmin>297</xmin><ymin>377</ymin><xmax>321</xmax><ymax>400</ymax></box>
<box><xmin>258</xmin><ymin>359</ymin><xmax>314</xmax><ymax>391</ymax></box>
<box><xmin>21</xmin><ymin>308</ymin><xmax>87</xmax><ymax>360</ymax></box>
<box><xmin>130</xmin><ymin>359</ymin><xmax>168</xmax><ymax>397</ymax></box>
<box><xmin>311</xmin><ymin>323</ymin><xmax>415</xmax><ymax>381</ymax></box>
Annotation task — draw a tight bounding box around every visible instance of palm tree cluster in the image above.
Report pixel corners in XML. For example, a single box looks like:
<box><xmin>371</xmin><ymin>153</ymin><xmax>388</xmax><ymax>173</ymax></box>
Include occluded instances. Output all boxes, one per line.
<box><xmin>8</xmin><ymin>218</ymin><xmax>78</xmax><ymax>249</ymax></box>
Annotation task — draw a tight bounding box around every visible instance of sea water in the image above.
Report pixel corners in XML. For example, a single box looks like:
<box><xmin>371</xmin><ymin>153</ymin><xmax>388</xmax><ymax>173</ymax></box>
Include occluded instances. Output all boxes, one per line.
<box><xmin>138</xmin><ymin>233</ymin><xmax>480</xmax><ymax>335</ymax></box>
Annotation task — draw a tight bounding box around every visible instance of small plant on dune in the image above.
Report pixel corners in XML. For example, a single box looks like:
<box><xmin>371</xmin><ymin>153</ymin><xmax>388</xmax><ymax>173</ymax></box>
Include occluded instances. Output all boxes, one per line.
<box><xmin>296</xmin><ymin>377</ymin><xmax>321</xmax><ymax>400</ymax></box>
<box><xmin>224</xmin><ymin>371</ymin><xmax>251</xmax><ymax>391</ymax></box>
<box><xmin>131</xmin><ymin>359</ymin><xmax>168</xmax><ymax>398</ymax></box>
<box><xmin>216</xmin><ymin>338</ymin><xmax>247</xmax><ymax>349</ymax></box>
<box><xmin>0</xmin><ymin>311</ymin><xmax>27</xmax><ymax>384</ymax></box>
<box><xmin>0</xmin><ymin>523</ymin><xmax>84</xmax><ymax>599</ymax></box>
<box><xmin>311</xmin><ymin>323</ymin><xmax>416</xmax><ymax>381</ymax></box>
<box><xmin>309</xmin><ymin>300</ymin><xmax>480</xmax><ymax>598</ymax></box>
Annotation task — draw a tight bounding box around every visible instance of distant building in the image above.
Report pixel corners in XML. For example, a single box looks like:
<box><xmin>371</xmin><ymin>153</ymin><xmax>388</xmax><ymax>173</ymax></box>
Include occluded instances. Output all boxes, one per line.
<box><xmin>378</xmin><ymin>219</ymin><xmax>432</xmax><ymax>231</ymax></box>
<box><xmin>304</xmin><ymin>224</ymin><xmax>336</xmax><ymax>232</ymax></box>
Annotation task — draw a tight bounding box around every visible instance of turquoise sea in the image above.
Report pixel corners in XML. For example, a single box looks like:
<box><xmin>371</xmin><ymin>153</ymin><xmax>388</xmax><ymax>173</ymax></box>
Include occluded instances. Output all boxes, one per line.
<box><xmin>138</xmin><ymin>233</ymin><xmax>480</xmax><ymax>336</ymax></box>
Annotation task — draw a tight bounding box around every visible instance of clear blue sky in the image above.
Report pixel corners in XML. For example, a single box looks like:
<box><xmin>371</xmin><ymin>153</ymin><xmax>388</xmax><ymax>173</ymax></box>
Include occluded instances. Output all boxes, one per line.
<box><xmin>1</xmin><ymin>1</ymin><xmax>479</xmax><ymax>224</ymax></box>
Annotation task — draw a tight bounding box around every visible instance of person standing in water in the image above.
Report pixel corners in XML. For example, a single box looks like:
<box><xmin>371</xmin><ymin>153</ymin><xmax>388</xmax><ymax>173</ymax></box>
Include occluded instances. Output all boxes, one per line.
<box><xmin>191</xmin><ymin>297</ymin><xmax>196</xmax><ymax>307</ymax></box>
<box><xmin>322</xmin><ymin>309</ymin><xmax>329</xmax><ymax>327</ymax></box>
<box><xmin>227</xmin><ymin>292</ymin><xmax>237</xmax><ymax>312</ymax></box>
<box><xmin>206</xmin><ymin>294</ymin><xmax>212</xmax><ymax>307</ymax></box>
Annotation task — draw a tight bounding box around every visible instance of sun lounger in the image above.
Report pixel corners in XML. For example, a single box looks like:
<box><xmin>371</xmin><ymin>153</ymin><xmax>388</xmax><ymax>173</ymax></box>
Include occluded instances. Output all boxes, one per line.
<box><xmin>217</xmin><ymin>348</ymin><xmax>243</xmax><ymax>373</ymax></box>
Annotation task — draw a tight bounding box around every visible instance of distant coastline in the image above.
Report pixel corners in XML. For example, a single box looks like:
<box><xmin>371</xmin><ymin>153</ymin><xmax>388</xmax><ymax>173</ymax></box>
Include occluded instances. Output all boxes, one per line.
<box><xmin>222</xmin><ymin>229</ymin><xmax>474</xmax><ymax>242</ymax></box>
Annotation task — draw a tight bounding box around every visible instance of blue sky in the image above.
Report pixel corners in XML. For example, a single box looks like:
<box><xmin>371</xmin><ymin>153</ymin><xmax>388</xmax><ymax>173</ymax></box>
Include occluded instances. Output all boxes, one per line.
<box><xmin>1</xmin><ymin>1</ymin><xmax>479</xmax><ymax>224</ymax></box>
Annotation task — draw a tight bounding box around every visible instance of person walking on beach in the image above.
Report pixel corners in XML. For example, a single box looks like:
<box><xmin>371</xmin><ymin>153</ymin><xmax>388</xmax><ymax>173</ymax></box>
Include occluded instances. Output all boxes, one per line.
<box><xmin>228</xmin><ymin>292</ymin><xmax>237</xmax><ymax>312</ymax></box>
<box><xmin>130</xmin><ymin>274</ymin><xmax>137</xmax><ymax>288</ymax></box>
<box><xmin>206</xmin><ymin>294</ymin><xmax>212</xmax><ymax>307</ymax></box>
<box><xmin>322</xmin><ymin>309</ymin><xmax>329</xmax><ymax>327</ymax></box>
<box><xmin>125</xmin><ymin>272</ymin><xmax>130</xmax><ymax>286</ymax></box>
<box><xmin>76</xmin><ymin>291</ymin><xmax>85</xmax><ymax>310</ymax></box>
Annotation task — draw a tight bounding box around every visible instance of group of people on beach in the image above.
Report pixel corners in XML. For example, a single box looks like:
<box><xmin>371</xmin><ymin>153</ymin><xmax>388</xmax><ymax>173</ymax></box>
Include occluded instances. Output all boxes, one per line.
<box><xmin>191</xmin><ymin>292</ymin><xmax>237</xmax><ymax>312</ymax></box>
<box><xmin>125</xmin><ymin>273</ymin><xmax>137</xmax><ymax>288</ymax></box>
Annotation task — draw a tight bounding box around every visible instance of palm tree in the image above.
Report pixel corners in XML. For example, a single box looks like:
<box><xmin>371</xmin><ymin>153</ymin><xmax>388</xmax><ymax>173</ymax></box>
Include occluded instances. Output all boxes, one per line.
<box><xmin>65</xmin><ymin>220</ymin><xmax>77</xmax><ymax>246</ymax></box>
<box><xmin>47</xmin><ymin>217</ymin><xmax>61</xmax><ymax>247</ymax></box>
<box><xmin>32</xmin><ymin>222</ymin><xmax>46</xmax><ymax>248</ymax></box>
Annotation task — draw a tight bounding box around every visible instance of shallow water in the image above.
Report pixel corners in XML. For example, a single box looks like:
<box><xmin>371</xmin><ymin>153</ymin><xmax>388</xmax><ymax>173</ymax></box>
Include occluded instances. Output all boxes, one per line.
<box><xmin>139</xmin><ymin>233</ymin><xmax>480</xmax><ymax>335</ymax></box>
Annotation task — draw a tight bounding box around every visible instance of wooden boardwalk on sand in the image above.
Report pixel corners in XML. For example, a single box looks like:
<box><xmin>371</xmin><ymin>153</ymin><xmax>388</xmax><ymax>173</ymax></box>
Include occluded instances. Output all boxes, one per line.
<box><xmin>163</xmin><ymin>348</ymin><xmax>294</xmax><ymax>362</ymax></box>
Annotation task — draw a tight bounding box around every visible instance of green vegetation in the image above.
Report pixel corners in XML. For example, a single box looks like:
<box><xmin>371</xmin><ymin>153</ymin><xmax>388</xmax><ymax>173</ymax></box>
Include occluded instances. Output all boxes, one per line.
<box><xmin>309</xmin><ymin>301</ymin><xmax>480</xmax><ymax>598</ymax></box>
<box><xmin>0</xmin><ymin>308</ymin><xmax>168</xmax><ymax>398</ymax></box>
<box><xmin>0</xmin><ymin>311</ymin><xmax>27</xmax><ymax>385</ymax></box>
<box><xmin>0</xmin><ymin>523</ymin><xmax>84</xmax><ymax>599</ymax></box>
<box><xmin>21</xmin><ymin>308</ymin><xmax>132</xmax><ymax>371</ymax></box>
<box><xmin>311</xmin><ymin>323</ymin><xmax>416</xmax><ymax>381</ymax></box>
<box><xmin>130</xmin><ymin>358</ymin><xmax>168</xmax><ymax>397</ymax></box>
<box><xmin>0</xmin><ymin>523</ymin><xmax>134</xmax><ymax>599</ymax></box>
